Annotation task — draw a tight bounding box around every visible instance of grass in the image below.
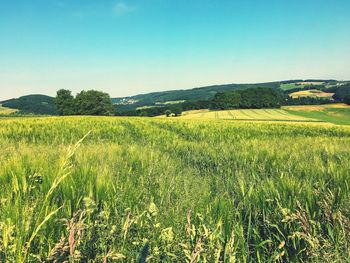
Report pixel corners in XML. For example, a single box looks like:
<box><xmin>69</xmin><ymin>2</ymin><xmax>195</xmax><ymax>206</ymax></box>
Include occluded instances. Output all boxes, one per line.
<box><xmin>279</xmin><ymin>82</ymin><xmax>325</xmax><ymax>91</ymax></box>
<box><xmin>1</xmin><ymin>116</ymin><xmax>350</xmax><ymax>262</ymax></box>
<box><xmin>0</xmin><ymin>105</ymin><xmax>18</xmax><ymax>115</ymax></box>
<box><xmin>285</xmin><ymin>104</ymin><xmax>350</xmax><ymax>125</ymax></box>
<box><xmin>279</xmin><ymin>83</ymin><xmax>306</xmax><ymax>91</ymax></box>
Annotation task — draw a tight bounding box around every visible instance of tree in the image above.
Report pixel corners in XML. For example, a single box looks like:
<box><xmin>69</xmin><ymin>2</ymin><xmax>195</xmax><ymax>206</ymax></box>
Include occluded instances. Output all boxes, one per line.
<box><xmin>344</xmin><ymin>94</ymin><xmax>350</xmax><ymax>105</ymax></box>
<box><xmin>211</xmin><ymin>92</ymin><xmax>241</xmax><ymax>110</ymax></box>
<box><xmin>210</xmin><ymin>87</ymin><xmax>283</xmax><ymax>110</ymax></box>
<box><xmin>55</xmin><ymin>89</ymin><xmax>75</xmax><ymax>115</ymax></box>
<box><xmin>165</xmin><ymin>110</ymin><xmax>172</xmax><ymax>117</ymax></box>
<box><xmin>333</xmin><ymin>84</ymin><xmax>350</xmax><ymax>101</ymax></box>
<box><xmin>172</xmin><ymin>107</ymin><xmax>182</xmax><ymax>117</ymax></box>
<box><xmin>75</xmin><ymin>90</ymin><xmax>115</xmax><ymax>116</ymax></box>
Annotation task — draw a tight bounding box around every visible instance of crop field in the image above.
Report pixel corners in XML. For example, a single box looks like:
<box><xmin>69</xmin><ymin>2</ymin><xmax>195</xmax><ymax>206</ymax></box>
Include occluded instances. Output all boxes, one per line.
<box><xmin>289</xmin><ymin>89</ymin><xmax>334</xmax><ymax>99</ymax></box>
<box><xmin>1</xmin><ymin>116</ymin><xmax>350</xmax><ymax>262</ymax></box>
<box><xmin>177</xmin><ymin>109</ymin><xmax>318</xmax><ymax>122</ymax></box>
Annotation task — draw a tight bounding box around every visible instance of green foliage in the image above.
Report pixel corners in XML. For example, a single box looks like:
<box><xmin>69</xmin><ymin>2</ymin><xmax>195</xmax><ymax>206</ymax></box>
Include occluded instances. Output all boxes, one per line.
<box><xmin>55</xmin><ymin>89</ymin><xmax>115</xmax><ymax>116</ymax></box>
<box><xmin>344</xmin><ymin>95</ymin><xmax>350</xmax><ymax>105</ymax></box>
<box><xmin>75</xmin><ymin>90</ymin><xmax>115</xmax><ymax>116</ymax></box>
<box><xmin>1</xmin><ymin>117</ymin><xmax>350</xmax><ymax>262</ymax></box>
<box><xmin>333</xmin><ymin>84</ymin><xmax>350</xmax><ymax>101</ymax></box>
<box><xmin>113</xmin><ymin>82</ymin><xmax>281</xmax><ymax>105</ymax></box>
<box><xmin>211</xmin><ymin>87</ymin><xmax>283</xmax><ymax>110</ymax></box>
<box><xmin>165</xmin><ymin>110</ymin><xmax>172</xmax><ymax>117</ymax></box>
<box><xmin>55</xmin><ymin>89</ymin><xmax>75</xmax><ymax>115</ymax></box>
<box><xmin>1</xmin><ymin>95</ymin><xmax>57</xmax><ymax>115</ymax></box>
<box><xmin>285</xmin><ymin>96</ymin><xmax>335</xmax><ymax>106</ymax></box>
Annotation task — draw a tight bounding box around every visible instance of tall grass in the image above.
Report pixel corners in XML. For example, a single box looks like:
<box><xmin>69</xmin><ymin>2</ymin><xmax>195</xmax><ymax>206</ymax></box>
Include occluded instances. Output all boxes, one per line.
<box><xmin>0</xmin><ymin>116</ymin><xmax>350</xmax><ymax>262</ymax></box>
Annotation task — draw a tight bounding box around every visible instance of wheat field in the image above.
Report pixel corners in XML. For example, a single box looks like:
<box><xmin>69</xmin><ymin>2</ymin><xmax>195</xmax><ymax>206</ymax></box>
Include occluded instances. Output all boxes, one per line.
<box><xmin>1</xmin><ymin>117</ymin><xmax>350</xmax><ymax>262</ymax></box>
<box><xmin>178</xmin><ymin>109</ymin><xmax>317</xmax><ymax>122</ymax></box>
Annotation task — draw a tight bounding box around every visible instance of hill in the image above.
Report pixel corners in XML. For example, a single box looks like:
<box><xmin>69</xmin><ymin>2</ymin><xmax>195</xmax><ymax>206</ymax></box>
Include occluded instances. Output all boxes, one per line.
<box><xmin>114</xmin><ymin>79</ymin><xmax>346</xmax><ymax>113</ymax></box>
<box><xmin>1</xmin><ymin>80</ymin><xmax>348</xmax><ymax>116</ymax></box>
<box><xmin>1</xmin><ymin>94</ymin><xmax>57</xmax><ymax>115</ymax></box>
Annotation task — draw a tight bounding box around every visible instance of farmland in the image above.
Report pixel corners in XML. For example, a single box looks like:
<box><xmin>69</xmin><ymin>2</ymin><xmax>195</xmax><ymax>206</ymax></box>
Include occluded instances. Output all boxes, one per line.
<box><xmin>285</xmin><ymin>104</ymin><xmax>350</xmax><ymax>125</ymax></box>
<box><xmin>289</xmin><ymin>89</ymin><xmax>334</xmax><ymax>99</ymax></box>
<box><xmin>1</xmin><ymin>116</ymin><xmax>350</xmax><ymax>262</ymax></box>
<box><xmin>176</xmin><ymin>109</ymin><xmax>317</xmax><ymax>122</ymax></box>
<box><xmin>174</xmin><ymin>104</ymin><xmax>350</xmax><ymax>125</ymax></box>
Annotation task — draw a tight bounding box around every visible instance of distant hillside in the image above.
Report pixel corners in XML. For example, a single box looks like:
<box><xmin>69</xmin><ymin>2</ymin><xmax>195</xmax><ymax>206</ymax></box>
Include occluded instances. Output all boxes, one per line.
<box><xmin>1</xmin><ymin>95</ymin><xmax>57</xmax><ymax>115</ymax></box>
<box><xmin>113</xmin><ymin>79</ymin><xmax>342</xmax><ymax>112</ymax></box>
<box><xmin>1</xmin><ymin>79</ymin><xmax>347</xmax><ymax>116</ymax></box>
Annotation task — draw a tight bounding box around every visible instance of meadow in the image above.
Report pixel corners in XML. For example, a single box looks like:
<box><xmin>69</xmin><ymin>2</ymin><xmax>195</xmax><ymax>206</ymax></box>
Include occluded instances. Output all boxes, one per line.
<box><xmin>0</xmin><ymin>105</ymin><xmax>18</xmax><ymax>115</ymax></box>
<box><xmin>1</xmin><ymin>116</ymin><xmax>350</xmax><ymax>262</ymax></box>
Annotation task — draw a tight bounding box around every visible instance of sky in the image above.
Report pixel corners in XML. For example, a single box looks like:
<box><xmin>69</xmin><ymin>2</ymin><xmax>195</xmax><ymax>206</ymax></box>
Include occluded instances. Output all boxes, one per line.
<box><xmin>0</xmin><ymin>0</ymin><xmax>350</xmax><ymax>100</ymax></box>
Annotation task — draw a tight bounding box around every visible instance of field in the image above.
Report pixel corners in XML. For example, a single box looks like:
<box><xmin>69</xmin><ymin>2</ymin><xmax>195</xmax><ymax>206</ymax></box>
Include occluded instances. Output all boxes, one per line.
<box><xmin>285</xmin><ymin>104</ymin><xmax>350</xmax><ymax>125</ymax></box>
<box><xmin>174</xmin><ymin>105</ymin><xmax>350</xmax><ymax>126</ymax></box>
<box><xmin>279</xmin><ymin>82</ymin><xmax>324</xmax><ymax>91</ymax></box>
<box><xmin>0</xmin><ymin>105</ymin><xmax>18</xmax><ymax>115</ymax></box>
<box><xmin>1</xmin><ymin>116</ymin><xmax>350</xmax><ymax>262</ymax></box>
<box><xmin>176</xmin><ymin>109</ymin><xmax>317</xmax><ymax>122</ymax></box>
<box><xmin>289</xmin><ymin>89</ymin><xmax>334</xmax><ymax>99</ymax></box>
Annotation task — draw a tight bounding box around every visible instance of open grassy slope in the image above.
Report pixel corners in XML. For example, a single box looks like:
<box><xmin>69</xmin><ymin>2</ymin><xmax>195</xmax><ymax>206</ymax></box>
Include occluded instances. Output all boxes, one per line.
<box><xmin>285</xmin><ymin>104</ymin><xmax>350</xmax><ymax>125</ymax></box>
<box><xmin>0</xmin><ymin>105</ymin><xmax>18</xmax><ymax>115</ymax></box>
<box><xmin>172</xmin><ymin>104</ymin><xmax>350</xmax><ymax>125</ymax></box>
<box><xmin>1</xmin><ymin>117</ymin><xmax>350</xmax><ymax>262</ymax></box>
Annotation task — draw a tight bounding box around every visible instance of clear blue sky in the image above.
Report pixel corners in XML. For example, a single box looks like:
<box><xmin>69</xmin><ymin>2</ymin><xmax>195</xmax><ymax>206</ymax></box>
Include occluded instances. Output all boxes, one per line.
<box><xmin>0</xmin><ymin>0</ymin><xmax>350</xmax><ymax>100</ymax></box>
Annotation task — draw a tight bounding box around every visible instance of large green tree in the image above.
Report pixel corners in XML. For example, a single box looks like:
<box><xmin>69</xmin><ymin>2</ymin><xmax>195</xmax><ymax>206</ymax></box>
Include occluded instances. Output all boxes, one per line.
<box><xmin>75</xmin><ymin>90</ymin><xmax>115</xmax><ymax>116</ymax></box>
<box><xmin>55</xmin><ymin>89</ymin><xmax>75</xmax><ymax>115</ymax></box>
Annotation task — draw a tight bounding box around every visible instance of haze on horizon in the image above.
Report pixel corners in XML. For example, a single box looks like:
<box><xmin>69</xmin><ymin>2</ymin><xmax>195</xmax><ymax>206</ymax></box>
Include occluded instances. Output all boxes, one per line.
<box><xmin>1</xmin><ymin>0</ymin><xmax>350</xmax><ymax>101</ymax></box>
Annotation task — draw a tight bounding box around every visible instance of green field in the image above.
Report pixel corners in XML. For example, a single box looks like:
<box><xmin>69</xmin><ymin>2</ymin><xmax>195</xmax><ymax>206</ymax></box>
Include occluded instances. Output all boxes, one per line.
<box><xmin>1</xmin><ymin>117</ymin><xmax>350</xmax><ymax>262</ymax></box>
<box><xmin>279</xmin><ymin>82</ymin><xmax>324</xmax><ymax>91</ymax></box>
<box><xmin>285</xmin><ymin>104</ymin><xmax>350</xmax><ymax>125</ymax></box>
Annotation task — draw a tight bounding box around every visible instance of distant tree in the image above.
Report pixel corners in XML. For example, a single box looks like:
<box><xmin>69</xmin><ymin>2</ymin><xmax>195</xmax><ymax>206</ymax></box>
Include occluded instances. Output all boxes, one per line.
<box><xmin>75</xmin><ymin>90</ymin><xmax>115</xmax><ymax>116</ymax></box>
<box><xmin>55</xmin><ymin>89</ymin><xmax>75</xmax><ymax>115</ymax></box>
<box><xmin>165</xmin><ymin>110</ymin><xmax>172</xmax><ymax>117</ymax></box>
<box><xmin>211</xmin><ymin>92</ymin><xmax>241</xmax><ymax>110</ymax></box>
<box><xmin>344</xmin><ymin>94</ymin><xmax>350</xmax><ymax>105</ymax></box>
<box><xmin>210</xmin><ymin>87</ymin><xmax>283</xmax><ymax>110</ymax></box>
<box><xmin>172</xmin><ymin>107</ymin><xmax>182</xmax><ymax>117</ymax></box>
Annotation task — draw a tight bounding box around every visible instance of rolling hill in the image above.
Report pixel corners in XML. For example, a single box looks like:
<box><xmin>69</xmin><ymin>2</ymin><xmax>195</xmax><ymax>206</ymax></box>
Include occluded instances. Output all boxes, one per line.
<box><xmin>1</xmin><ymin>79</ymin><xmax>348</xmax><ymax>115</ymax></box>
<box><xmin>1</xmin><ymin>95</ymin><xmax>57</xmax><ymax>115</ymax></box>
